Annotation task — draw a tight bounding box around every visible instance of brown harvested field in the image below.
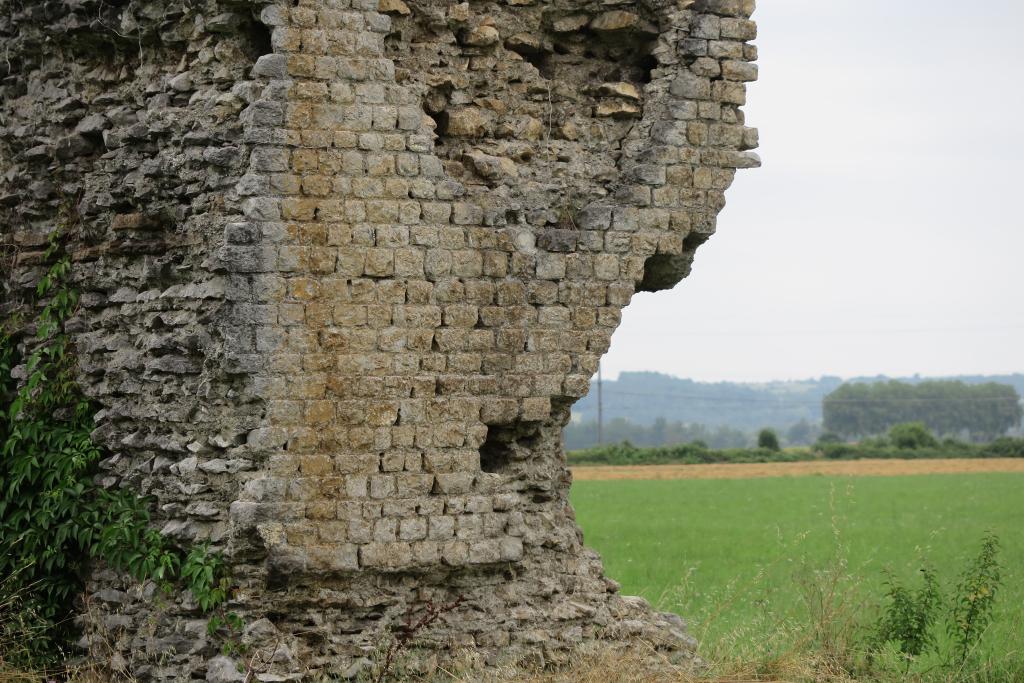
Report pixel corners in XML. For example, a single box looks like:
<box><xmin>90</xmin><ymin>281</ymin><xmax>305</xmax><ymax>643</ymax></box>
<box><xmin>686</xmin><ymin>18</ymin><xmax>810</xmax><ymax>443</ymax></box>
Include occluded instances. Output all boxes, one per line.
<box><xmin>571</xmin><ymin>457</ymin><xmax>1024</xmax><ymax>481</ymax></box>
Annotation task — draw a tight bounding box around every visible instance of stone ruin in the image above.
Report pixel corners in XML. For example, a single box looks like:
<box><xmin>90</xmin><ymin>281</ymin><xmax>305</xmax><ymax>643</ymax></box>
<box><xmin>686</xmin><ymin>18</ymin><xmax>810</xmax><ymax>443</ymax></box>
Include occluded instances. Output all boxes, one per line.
<box><xmin>0</xmin><ymin>0</ymin><xmax>757</xmax><ymax>679</ymax></box>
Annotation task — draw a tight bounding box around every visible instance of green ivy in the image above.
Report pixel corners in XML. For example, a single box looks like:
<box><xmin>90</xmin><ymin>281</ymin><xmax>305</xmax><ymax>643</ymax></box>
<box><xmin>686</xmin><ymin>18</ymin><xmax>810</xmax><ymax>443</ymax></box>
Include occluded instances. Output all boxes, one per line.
<box><xmin>0</xmin><ymin>226</ymin><xmax>228</xmax><ymax>665</ymax></box>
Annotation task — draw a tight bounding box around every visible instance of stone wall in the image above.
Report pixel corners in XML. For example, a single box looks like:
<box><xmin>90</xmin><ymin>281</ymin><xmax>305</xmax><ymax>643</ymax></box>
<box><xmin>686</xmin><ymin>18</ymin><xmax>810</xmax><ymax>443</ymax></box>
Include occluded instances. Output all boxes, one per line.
<box><xmin>0</xmin><ymin>0</ymin><xmax>757</xmax><ymax>679</ymax></box>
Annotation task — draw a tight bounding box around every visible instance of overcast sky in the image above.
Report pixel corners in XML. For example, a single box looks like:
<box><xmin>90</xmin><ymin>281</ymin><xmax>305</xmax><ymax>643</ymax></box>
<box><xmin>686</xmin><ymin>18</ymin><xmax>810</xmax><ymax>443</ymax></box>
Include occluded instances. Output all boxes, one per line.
<box><xmin>602</xmin><ymin>0</ymin><xmax>1024</xmax><ymax>382</ymax></box>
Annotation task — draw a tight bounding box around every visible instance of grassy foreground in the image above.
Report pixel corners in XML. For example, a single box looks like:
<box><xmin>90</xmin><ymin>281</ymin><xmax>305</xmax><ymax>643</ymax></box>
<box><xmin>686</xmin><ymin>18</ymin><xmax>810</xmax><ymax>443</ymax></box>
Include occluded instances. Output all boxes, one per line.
<box><xmin>572</xmin><ymin>472</ymin><xmax>1024</xmax><ymax>680</ymax></box>
<box><xmin>4</xmin><ymin>473</ymin><xmax>1020</xmax><ymax>681</ymax></box>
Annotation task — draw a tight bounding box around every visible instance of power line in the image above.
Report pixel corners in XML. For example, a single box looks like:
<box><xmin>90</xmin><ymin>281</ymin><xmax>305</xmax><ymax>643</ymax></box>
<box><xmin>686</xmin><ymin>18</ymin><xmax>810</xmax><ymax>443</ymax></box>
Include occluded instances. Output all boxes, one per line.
<box><xmin>624</xmin><ymin>324</ymin><xmax>1024</xmax><ymax>337</ymax></box>
<box><xmin>588</xmin><ymin>389</ymin><xmax>1022</xmax><ymax>406</ymax></box>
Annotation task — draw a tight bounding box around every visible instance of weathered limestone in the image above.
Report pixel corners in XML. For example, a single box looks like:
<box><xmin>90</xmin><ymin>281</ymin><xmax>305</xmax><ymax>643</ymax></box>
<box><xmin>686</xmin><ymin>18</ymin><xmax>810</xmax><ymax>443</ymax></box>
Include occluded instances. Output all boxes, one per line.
<box><xmin>0</xmin><ymin>0</ymin><xmax>757</xmax><ymax>679</ymax></box>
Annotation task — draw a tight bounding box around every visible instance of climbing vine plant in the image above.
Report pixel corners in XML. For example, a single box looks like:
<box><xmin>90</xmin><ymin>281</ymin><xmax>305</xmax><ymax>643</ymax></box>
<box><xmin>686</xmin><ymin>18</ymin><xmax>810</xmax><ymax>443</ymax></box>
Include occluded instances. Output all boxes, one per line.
<box><xmin>0</xmin><ymin>221</ymin><xmax>227</xmax><ymax>664</ymax></box>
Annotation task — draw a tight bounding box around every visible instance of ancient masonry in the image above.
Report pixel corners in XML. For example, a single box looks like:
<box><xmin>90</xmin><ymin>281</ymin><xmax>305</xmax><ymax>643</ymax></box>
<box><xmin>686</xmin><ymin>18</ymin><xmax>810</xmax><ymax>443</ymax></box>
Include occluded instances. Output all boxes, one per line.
<box><xmin>1</xmin><ymin>0</ymin><xmax>757</xmax><ymax>679</ymax></box>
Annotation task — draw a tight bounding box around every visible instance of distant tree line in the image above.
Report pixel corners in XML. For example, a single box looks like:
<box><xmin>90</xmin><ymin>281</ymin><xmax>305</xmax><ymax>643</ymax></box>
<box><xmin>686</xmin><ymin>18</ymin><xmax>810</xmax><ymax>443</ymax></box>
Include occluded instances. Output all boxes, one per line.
<box><xmin>564</xmin><ymin>417</ymin><xmax>752</xmax><ymax>451</ymax></box>
<box><xmin>564</xmin><ymin>417</ymin><xmax>827</xmax><ymax>450</ymax></box>
<box><xmin>823</xmin><ymin>380</ymin><xmax>1023</xmax><ymax>441</ymax></box>
<box><xmin>571</xmin><ymin>371</ymin><xmax>1024</xmax><ymax>434</ymax></box>
<box><xmin>571</xmin><ymin>371</ymin><xmax>833</xmax><ymax>431</ymax></box>
<box><xmin>568</xmin><ymin>422</ymin><xmax>1024</xmax><ymax>467</ymax></box>
<box><xmin>566</xmin><ymin>376</ymin><xmax>1023</xmax><ymax>451</ymax></box>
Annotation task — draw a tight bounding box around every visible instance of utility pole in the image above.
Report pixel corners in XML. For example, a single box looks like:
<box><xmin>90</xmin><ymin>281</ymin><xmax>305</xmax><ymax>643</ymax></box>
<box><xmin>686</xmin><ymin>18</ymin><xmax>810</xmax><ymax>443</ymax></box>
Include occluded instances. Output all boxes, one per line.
<box><xmin>597</xmin><ymin>362</ymin><xmax>603</xmax><ymax>445</ymax></box>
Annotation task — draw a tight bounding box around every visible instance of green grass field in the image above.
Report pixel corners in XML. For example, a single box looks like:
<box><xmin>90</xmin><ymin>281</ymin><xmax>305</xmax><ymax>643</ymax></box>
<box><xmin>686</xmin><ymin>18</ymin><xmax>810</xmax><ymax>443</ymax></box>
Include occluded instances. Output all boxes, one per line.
<box><xmin>571</xmin><ymin>472</ymin><xmax>1024</xmax><ymax>673</ymax></box>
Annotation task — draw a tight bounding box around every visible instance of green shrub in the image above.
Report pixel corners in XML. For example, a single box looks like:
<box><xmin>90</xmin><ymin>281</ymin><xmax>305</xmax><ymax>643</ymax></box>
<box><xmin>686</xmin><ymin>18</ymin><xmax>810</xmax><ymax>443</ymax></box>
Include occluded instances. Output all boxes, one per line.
<box><xmin>819</xmin><ymin>442</ymin><xmax>859</xmax><ymax>460</ymax></box>
<box><xmin>981</xmin><ymin>436</ymin><xmax>1024</xmax><ymax>458</ymax></box>
<box><xmin>888</xmin><ymin>422</ymin><xmax>939</xmax><ymax>450</ymax></box>
<box><xmin>866</xmin><ymin>532</ymin><xmax>1003</xmax><ymax>675</ymax></box>
<box><xmin>816</xmin><ymin>431</ymin><xmax>843</xmax><ymax>445</ymax></box>
<box><xmin>757</xmin><ymin>428</ymin><xmax>781</xmax><ymax>451</ymax></box>
<box><xmin>568</xmin><ymin>428</ymin><xmax>1022</xmax><ymax>467</ymax></box>
<box><xmin>873</xmin><ymin>565</ymin><xmax>941</xmax><ymax>659</ymax></box>
<box><xmin>949</xmin><ymin>532</ymin><xmax>1001</xmax><ymax>665</ymax></box>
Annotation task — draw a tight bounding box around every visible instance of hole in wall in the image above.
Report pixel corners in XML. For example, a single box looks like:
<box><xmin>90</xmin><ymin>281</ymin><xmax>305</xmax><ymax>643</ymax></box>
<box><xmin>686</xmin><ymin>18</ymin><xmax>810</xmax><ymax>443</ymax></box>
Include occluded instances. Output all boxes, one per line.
<box><xmin>480</xmin><ymin>429</ymin><xmax>513</xmax><ymax>474</ymax></box>
<box><xmin>636</xmin><ymin>232</ymin><xmax>710</xmax><ymax>293</ymax></box>
<box><xmin>384</xmin><ymin>30</ymin><xmax>404</xmax><ymax>53</ymax></box>
<box><xmin>637</xmin><ymin>54</ymin><xmax>659</xmax><ymax>83</ymax></box>
<box><xmin>421</xmin><ymin>86</ymin><xmax>451</xmax><ymax>144</ymax></box>
<box><xmin>479</xmin><ymin>421</ymin><xmax>542</xmax><ymax>474</ymax></box>
<box><xmin>683</xmin><ymin>232</ymin><xmax>710</xmax><ymax>252</ymax></box>
<box><xmin>267</xmin><ymin>568</ymin><xmax>289</xmax><ymax>591</ymax></box>
<box><xmin>246</xmin><ymin>18</ymin><xmax>274</xmax><ymax>59</ymax></box>
<box><xmin>524</xmin><ymin>50</ymin><xmax>554</xmax><ymax>78</ymax></box>
<box><xmin>426</xmin><ymin>109</ymin><xmax>449</xmax><ymax>141</ymax></box>
<box><xmin>637</xmin><ymin>253</ymin><xmax>692</xmax><ymax>293</ymax></box>
<box><xmin>507</xmin><ymin>39</ymin><xmax>553</xmax><ymax>77</ymax></box>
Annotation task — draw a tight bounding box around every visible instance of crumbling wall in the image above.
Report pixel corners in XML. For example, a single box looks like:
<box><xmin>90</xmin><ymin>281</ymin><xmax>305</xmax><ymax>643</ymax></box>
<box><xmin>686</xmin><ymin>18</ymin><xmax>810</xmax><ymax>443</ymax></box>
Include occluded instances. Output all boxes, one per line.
<box><xmin>1</xmin><ymin>0</ymin><xmax>757</xmax><ymax>679</ymax></box>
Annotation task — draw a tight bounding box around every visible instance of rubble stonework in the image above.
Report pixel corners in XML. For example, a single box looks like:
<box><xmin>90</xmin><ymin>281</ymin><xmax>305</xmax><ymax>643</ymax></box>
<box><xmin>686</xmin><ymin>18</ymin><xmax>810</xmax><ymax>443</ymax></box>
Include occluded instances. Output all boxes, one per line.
<box><xmin>1</xmin><ymin>0</ymin><xmax>757</xmax><ymax>679</ymax></box>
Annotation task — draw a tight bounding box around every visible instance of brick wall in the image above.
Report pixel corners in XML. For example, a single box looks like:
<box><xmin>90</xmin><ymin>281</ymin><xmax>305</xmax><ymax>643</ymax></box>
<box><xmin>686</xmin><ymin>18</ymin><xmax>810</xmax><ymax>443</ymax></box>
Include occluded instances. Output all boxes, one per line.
<box><xmin>1</xmin><ymin>0</ymin><xmax>757</xmax><ymax>678</ymax></box>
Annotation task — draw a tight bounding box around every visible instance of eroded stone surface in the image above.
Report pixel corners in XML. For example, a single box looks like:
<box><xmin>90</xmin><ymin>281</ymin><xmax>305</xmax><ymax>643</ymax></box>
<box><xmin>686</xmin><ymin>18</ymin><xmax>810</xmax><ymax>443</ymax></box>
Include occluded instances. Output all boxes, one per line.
<box><xmin>0</xmin><ymin>0</ymin><xmax>757</xmax><ymax>679</ymax></box>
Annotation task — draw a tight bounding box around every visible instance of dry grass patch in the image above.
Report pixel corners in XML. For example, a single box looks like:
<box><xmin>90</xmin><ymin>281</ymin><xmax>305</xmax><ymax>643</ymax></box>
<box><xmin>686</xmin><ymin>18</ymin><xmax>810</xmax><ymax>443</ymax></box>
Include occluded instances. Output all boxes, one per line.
<box><xmin>572</xmin><ymin>458</ymin><xmax>1024</xmax><ymax>481</ymax></box>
